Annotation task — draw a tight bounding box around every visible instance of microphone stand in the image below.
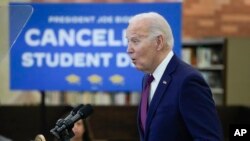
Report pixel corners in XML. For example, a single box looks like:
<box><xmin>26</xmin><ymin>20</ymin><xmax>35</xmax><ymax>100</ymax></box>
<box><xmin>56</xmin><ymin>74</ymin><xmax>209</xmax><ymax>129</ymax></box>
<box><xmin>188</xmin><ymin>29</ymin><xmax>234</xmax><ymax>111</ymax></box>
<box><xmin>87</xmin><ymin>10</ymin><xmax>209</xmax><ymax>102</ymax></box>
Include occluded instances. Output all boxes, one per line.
<box><xmin>40</xmin><ymin>91</ymin><xmax>47</xmax><ymax>135</ymax></box>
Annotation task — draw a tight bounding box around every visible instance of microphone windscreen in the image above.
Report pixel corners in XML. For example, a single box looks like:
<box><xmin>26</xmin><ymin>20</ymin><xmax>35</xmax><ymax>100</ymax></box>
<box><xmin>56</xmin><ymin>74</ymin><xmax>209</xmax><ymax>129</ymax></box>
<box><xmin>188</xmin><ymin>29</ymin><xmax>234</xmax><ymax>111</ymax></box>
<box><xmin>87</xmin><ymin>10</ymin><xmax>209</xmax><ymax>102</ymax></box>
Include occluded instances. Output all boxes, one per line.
<box><xmin>78</xmin><ymin>104</ymin><xmax>94</xmax><ymax>119</ymax></box>
<box><xmin>34</xmin><ymin>134</ymin><xmax>46</xmax><ymax>141</ymax></box>
<box><xmin>72</xmin><ymin>104</ymin><xmax>84</xmax><ymax>114</ymax></box>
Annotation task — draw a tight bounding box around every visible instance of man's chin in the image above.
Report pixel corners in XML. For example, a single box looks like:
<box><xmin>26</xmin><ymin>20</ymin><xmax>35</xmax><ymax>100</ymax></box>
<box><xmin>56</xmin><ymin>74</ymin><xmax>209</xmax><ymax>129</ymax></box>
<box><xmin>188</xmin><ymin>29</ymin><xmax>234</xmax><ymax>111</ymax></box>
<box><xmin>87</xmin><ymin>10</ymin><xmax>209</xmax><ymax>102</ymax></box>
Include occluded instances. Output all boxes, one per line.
<box><xmin>135</xmin><ymin>66</ymin><xmax>143</xmax><ymax>71</ymax></box>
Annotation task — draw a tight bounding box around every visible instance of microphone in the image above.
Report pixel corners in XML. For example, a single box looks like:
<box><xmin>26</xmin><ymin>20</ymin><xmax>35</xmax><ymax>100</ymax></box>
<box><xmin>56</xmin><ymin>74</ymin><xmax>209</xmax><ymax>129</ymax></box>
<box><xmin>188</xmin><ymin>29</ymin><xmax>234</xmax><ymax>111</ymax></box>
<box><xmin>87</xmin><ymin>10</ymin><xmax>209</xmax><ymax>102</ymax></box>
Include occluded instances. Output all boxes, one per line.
<box><xmin>57</xmin><ymin>104</ymin><xmax>93</xmax><ymax>133</ymax></box>
<box><xmin>64</xmin><ymin>104</ymin><xmax>84</xmax><ymax>121</ymax></box>
<box><xmin>51</xmin><ymin>104</ymin><xmax>94</xmax><ymax>140</ymax></box>
<box><xmin>50</xmin><ymin>104</ymin><xmax>84</xmax><ymax>135</ymax></box>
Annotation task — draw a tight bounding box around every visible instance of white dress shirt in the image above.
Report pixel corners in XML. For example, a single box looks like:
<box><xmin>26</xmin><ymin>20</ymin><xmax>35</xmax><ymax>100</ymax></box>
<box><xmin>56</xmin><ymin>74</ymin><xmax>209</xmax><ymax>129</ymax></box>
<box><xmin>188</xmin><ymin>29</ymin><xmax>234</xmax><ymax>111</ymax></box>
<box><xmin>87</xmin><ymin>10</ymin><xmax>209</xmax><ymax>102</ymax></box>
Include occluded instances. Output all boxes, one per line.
<box><xmin>149</xmin><ymin>51</ymin><xmax>174</xmax><ymax>103</ymax></box>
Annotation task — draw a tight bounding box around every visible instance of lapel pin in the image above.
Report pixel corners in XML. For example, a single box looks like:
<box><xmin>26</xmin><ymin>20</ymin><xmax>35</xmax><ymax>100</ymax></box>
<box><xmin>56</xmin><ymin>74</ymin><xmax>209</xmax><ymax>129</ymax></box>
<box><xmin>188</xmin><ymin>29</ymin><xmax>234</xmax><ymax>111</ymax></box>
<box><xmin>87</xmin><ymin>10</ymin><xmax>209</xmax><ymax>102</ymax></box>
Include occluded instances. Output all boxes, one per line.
<box><xmin>163</xmin><ymin>81</ymin><xmax>167</xmax><ymax>85</ymax></box>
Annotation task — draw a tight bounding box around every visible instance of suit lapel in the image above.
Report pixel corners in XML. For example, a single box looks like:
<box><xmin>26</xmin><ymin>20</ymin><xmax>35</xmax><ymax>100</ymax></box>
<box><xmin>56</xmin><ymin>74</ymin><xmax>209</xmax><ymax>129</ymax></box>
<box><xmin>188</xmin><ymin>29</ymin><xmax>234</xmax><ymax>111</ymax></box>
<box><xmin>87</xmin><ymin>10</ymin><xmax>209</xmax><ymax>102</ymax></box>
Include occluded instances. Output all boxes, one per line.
<box><xmin>145</xmin><ymin>55</ymin><xmax>179</xmax><ymax>135</ymax></box>
<box><xmin>145</xmin><ymin>75</ymin><xmax>172</xmax><ymax>131</ymax></box>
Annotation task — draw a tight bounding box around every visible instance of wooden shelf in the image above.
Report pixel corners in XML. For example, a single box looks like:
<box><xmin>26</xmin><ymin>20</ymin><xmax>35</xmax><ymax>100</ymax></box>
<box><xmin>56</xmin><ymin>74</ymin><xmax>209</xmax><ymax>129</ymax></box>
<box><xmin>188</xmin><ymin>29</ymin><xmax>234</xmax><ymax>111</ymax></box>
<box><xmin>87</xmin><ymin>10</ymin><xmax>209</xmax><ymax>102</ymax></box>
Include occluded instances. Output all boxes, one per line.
<box><xmin>211</xmin><ymin>88</ymin><xmax>224</xmax><ymax>94</ymax></box>
<box><xmin>182</xmin><ymin>38</ymin><xmax>227</xmax><ymax>106</ymax></box>
<box><xmin>195</xmin><ymin>64</ymin><xmax>224</xmax><ymax>70</ymax></box>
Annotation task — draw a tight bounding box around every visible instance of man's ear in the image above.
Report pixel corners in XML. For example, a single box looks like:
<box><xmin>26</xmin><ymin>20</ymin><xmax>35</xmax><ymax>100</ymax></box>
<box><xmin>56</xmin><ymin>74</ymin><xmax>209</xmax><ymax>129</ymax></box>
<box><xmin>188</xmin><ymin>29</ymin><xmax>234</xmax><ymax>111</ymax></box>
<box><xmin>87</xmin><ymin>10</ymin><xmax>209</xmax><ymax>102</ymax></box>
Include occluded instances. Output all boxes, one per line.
<box><xmin>156</xmin><ymin>35</ymin><xmax>164</xmax><ymax>51</ymax></box>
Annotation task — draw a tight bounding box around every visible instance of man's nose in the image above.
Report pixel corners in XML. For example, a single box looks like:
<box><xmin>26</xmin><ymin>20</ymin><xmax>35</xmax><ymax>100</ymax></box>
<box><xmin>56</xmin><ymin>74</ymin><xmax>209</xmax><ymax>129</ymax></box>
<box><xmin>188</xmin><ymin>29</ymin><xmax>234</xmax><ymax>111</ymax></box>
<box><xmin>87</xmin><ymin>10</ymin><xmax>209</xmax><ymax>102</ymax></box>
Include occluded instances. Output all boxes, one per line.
<box><xmin>127</xmin><ymin>44</ymin><xmax>133</xmax><ymax>54</ymax></box>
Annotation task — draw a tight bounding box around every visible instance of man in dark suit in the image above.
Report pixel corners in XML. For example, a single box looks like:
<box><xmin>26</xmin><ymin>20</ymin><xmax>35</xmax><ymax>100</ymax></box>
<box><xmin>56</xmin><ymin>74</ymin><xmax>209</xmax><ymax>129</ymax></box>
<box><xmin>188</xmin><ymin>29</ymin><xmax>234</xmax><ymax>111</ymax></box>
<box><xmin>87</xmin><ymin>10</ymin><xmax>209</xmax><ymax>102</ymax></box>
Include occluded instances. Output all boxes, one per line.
<box><xmin>126</xmin><ymin>12</ymin><xmax>223</xmax><ymax>141</ymax></box>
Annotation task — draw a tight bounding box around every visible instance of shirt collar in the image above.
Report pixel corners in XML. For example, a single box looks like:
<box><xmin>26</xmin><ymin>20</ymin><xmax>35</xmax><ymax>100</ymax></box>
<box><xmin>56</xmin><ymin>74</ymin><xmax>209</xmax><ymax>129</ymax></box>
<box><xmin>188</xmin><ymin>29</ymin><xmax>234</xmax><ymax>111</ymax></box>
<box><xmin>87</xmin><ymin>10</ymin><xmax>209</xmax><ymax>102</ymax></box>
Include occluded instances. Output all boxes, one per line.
<box><xmin>152</xmin><ymin>51</ymin><xmax>174</xmax><ymax>82</ymax></box>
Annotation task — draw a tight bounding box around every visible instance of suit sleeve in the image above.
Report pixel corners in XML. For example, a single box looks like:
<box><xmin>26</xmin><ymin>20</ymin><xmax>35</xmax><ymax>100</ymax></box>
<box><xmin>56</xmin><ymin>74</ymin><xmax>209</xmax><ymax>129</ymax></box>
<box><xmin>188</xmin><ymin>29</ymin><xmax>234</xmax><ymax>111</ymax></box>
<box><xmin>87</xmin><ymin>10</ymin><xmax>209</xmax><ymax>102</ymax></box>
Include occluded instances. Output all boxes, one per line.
<box><xmin>179</xmin><ymin>72</ymin><xmax>223</xmax><ymax>141</ymax></box>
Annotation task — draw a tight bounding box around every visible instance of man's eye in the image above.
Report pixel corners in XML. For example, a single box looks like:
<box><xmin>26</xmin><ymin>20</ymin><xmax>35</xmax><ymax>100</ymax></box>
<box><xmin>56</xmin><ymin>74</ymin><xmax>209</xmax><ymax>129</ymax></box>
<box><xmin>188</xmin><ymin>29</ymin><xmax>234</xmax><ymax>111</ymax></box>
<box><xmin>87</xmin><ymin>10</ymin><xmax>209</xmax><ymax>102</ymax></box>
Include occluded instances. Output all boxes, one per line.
<box><xmin>132</xmin><ymin>39</ymin><xmax>140</xmax><ymax>44</ymax></box>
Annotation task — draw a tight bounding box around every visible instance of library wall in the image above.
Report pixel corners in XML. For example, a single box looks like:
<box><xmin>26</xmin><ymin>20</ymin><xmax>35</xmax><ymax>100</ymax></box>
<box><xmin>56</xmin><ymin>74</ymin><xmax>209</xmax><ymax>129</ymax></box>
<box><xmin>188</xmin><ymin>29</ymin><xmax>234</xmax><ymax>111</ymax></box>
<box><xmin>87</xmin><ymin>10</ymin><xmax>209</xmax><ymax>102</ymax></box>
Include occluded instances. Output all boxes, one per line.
<box><xmin>0</xmin><ymin>0</ymin><xmax>11</xmax><ymax>104</ymax></box>
<box><xmin>183</xmin><ymin>0</ymin><xmax>250</xmax><ymax>38</ymax></box>
<box><xmin>226</xmin><ymin>38</ymin><xmax>250</xmax><ymax>107</ymax></box>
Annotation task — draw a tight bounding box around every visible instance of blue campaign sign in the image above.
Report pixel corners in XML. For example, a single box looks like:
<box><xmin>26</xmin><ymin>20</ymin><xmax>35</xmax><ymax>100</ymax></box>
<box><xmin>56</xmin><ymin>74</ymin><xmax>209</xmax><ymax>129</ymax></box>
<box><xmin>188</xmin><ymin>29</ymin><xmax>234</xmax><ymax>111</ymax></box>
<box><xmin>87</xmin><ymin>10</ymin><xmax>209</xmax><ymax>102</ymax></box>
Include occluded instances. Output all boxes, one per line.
<box><xmin>10</xmin><ymin>3</ymin><xmax>182</xmax><ymax>91</ymax></box>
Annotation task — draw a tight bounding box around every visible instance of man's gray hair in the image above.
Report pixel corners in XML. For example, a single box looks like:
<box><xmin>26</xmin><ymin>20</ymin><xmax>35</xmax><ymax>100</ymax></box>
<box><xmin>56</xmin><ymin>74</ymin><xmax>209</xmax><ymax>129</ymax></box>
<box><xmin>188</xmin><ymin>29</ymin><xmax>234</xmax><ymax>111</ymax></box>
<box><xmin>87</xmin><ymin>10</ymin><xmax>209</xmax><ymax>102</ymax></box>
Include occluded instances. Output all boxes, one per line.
<box><xmin>128</xmin><ymin>12</ymin><xmax>174</xmax><ymax>49</ymax></box>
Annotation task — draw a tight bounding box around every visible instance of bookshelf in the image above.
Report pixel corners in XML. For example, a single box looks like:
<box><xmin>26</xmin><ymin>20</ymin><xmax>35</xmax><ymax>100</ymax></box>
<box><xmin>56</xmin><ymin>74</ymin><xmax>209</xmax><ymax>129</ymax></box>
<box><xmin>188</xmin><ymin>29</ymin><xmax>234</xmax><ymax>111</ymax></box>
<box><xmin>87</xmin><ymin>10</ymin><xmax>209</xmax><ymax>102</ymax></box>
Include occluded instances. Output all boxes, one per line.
<box><xmin>182</xmin><ymin>38</ymin><xmax>227</xmax><ymax>106</ymax></box>
<box><xmin>45</xmin><ymin>91</ymin><xmax>141</xmax><ymax>106</ymax></box>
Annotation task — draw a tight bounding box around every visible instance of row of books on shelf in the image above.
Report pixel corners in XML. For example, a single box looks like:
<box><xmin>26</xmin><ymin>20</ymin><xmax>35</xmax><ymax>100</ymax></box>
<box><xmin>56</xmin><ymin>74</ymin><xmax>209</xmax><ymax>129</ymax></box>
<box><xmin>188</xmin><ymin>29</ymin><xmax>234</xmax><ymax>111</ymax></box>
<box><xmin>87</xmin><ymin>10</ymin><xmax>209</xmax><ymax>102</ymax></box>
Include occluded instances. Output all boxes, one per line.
<box><xmin>45</xmin><ymin>90</ymin><xmax>223</xmax><ymax>106</ymax></box>
<box><xmin>200</xmin><ymin>71</ymin><xmax>223</xmax><ymax>88</ymax></box>
<box><xmin>182</xmin><ymin>46</ymin><xmax>223</xmax><ymax>68</ymax></box>
<box><xmin>45</xmin><ymin>91</ymin><xmax>141</xmax><ymax>106</ymax></box>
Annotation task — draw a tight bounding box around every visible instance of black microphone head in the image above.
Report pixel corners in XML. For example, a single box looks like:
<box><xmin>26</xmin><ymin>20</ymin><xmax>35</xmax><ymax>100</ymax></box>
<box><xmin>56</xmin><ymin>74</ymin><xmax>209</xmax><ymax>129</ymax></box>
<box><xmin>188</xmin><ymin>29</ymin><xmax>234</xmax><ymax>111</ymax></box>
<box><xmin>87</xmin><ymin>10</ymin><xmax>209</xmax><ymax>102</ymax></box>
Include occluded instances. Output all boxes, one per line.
<box><xmin>64</xmin><ymin>104</ymin><xmax>84</xmax><ymax>121</ymax></box>
<box><xmin>78</xmin><ymin>104</ymin><xmax>93</xmax><ymax>119</ymax></box>
<box><xmin>71</xmin><ymin>104</ymin><xmax>84</xmax><ymax>115</ymax></box>
<box><xmin>50</xmin><ymin>104</ymin><xmax>84</xmax><ymax>138</ymax></box>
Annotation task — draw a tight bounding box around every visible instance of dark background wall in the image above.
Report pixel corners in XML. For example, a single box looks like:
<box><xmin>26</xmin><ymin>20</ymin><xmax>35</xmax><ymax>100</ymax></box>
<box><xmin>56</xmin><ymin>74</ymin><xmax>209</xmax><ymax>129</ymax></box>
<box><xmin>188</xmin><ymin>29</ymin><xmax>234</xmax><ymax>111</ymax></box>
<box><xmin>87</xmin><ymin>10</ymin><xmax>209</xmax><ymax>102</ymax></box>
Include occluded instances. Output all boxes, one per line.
<box><xmin>0</xmin><ymin>106</ymin><xmax>250</xmax><ymax>141</ymax></box>
<box><xmin>0</xmin><ymin>106</ymin><xmax>139</xmax><ymax>141</ymax></box>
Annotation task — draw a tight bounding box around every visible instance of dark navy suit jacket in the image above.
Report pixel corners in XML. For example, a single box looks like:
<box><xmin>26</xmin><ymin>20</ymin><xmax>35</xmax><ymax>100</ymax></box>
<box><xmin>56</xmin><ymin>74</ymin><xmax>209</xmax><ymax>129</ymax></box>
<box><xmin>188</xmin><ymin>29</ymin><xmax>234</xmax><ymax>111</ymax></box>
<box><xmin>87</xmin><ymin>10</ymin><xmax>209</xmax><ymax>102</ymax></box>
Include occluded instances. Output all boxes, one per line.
<box><xmin>138</xmin><ymin>55</ymin><xmax>223</xmax><ymax>141</ymax></box>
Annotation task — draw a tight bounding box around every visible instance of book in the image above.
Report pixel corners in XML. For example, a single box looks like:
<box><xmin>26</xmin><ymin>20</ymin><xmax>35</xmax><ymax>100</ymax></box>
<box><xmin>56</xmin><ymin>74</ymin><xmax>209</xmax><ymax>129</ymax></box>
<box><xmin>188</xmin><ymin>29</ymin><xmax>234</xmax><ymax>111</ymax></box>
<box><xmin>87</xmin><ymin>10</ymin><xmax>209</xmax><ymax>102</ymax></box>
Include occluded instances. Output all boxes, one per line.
<box><xmin>114</xmin><ymin>92</ymin><xmax>127</xmax><ymax>105</ymax></box>
<box><xmin>196</xmin><ymin>47</ymin><xmax>212</xmax><ymax>68</ymax></box>
<box><xmin>182</xmin><ymin>47</ymin><xmax>192</xmax><ymax>65</ymax></box>
<box><xmin>129</xmin><ymin>91</ymin><xmax>140</xmax><ymax>105</ymax></box>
